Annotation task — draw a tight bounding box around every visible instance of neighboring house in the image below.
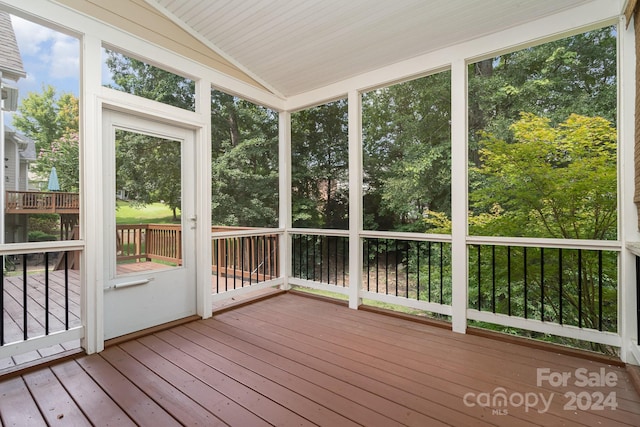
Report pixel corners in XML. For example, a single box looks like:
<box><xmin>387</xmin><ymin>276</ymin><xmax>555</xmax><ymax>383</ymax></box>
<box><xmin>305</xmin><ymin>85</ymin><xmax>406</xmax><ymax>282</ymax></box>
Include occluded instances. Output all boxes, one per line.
<box><xmin>0</xmin><ymin>10</ymin><xmax>28</xmax><ymax>243</ymax></box>
<box><xmin>3</xmin><ymin>126</ymin><xmax>35</xmax><ymax>243</ymax></box>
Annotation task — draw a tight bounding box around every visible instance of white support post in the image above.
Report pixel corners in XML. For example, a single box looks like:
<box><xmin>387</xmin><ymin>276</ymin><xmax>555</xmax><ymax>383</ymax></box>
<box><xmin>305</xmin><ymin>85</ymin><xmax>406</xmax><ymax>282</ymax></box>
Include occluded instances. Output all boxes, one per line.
<box><xmin>81</xmin><ymin>35</ymin><xmax>104</xmax><ymax>354</ymax></box>
<box><xmin>0</xmin><ymin>70</ymin><xmax>5</xmax><ymax>247</ymax></box>
<box><xmin>196</xmin><ymin>78</ymin><xmax>212</xmax><ymax>319</ymax></box>
<box><xmin>451</xmin><ymin>59</ymin><xmax>469</xmax><ymax>334</ymax></box>
<box><xmin>279</xmin><ymin>110</ymin><xmax>292</xmax><ymax>290</ymax></box>
<box><xmin>619</xmin><ymin>13</ymin><xmax>639</xmax><ymax>365</ymax></box>
<box><xmin>348</xmin><ymin>90</ymin><xmax>363</xmax><ymax>309</ymax></box>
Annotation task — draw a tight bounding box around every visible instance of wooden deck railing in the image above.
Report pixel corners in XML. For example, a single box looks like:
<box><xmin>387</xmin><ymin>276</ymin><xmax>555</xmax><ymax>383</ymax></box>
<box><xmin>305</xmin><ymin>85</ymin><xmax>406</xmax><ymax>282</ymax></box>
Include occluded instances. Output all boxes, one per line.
<box><xmin>5</xmin><ymin>191</ymin><xmax>80</xmax><ymax>214</ymax></box>
<box><xmin>117</xmin><ymin>225</ymin><xmax>279</xmax><ymax>284</ymax></box>
<box><xmin>211</xmin><ymin>228</ymin><xmax>280</xmax><ymax>289</ymax></box>
<box><xmin>116</xmin><ymin>224</ymin><xmax>182</xmax><ymax>265</ymax></box>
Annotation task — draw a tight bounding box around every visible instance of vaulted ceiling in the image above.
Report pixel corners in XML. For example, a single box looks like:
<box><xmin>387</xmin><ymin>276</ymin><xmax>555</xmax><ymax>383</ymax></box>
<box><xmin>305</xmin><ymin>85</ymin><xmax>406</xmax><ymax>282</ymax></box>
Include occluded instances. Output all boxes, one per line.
<box><xmin>144</xmin><ymin>0</ymin><xmax>595</xmax><ymax>98</ymax></box>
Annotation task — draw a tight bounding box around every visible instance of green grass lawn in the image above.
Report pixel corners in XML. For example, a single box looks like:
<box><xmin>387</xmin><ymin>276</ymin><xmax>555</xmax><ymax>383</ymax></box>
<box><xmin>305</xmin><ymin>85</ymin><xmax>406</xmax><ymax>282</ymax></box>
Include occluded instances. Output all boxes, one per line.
<box><xmin>116</xmin><ymin>200</ymin><xmax>180</xmax><ymax>224</ymax></box>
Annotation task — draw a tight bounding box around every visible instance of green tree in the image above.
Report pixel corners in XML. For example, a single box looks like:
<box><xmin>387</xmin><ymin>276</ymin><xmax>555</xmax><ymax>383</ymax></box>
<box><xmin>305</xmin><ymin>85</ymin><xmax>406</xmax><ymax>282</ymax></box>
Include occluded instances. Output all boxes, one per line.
<box><xmin>468</xmin><ymin>26</ymin><xmax>616</xmax><ymax>164</ymax></box>
<box><xmin>362</xmin><ymin>71</ymin><xmax>451</xmax><ymax>232</ymax></box>
<box><xmin>210</xmin><ymin>90</ymin><xmax>279</xmax><ymax>227</ymax></box>
<box><xmin>470</xmin><ymin>113</ymin><xmax>616</xmax><ymax>240</ymax></box>
<box><xmin>467</xmin><ymin>113</ymin><xmax>618</xmax><ymax>350</ymax></box>
<box><xmin>291</xmin><ymin>99</ymin><xmax>349</xmax><ymax>229</ymax></box>
<box><xmin>12</xmin><ymin>85</ymin><xmax>78</xmax><ymax>152</ymax></box>
<box><xmin>36</xmin><ymin>132</ymin><xmax>80</xmax><ymax>192</ymax></box>
<box><xmin>105</xmin><ymin>50</ymin><xmax>195</xmax><ymax>111</ymax></box>
<box><xmin>116</xmin><ymin>130</ymin><xmax>181</xmax><ymax>220</ymax></box>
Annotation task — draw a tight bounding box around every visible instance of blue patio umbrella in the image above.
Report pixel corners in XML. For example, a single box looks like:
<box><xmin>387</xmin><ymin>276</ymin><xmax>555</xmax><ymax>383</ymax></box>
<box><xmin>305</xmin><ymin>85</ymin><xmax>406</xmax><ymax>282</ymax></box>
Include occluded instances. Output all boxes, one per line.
<box><xmin>47</xmin><ymin>166</ymin><xmax>60</xmax><ymax>191</ymax></box>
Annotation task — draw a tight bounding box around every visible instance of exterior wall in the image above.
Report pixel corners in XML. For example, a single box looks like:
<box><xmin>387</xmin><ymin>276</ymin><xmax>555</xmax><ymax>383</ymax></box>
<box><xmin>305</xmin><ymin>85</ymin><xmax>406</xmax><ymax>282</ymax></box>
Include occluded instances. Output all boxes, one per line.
<box><xmin>3</xmin><ymin>140</ymin><xmax>16</xmax><ymax>190</ymax></box>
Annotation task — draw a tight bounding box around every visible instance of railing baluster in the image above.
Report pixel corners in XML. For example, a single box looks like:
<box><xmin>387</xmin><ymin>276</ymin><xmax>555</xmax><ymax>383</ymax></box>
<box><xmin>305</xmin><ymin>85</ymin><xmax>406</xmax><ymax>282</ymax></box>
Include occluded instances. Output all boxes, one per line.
<box><xmin>248</xmin><ymin>237</ymin><xmax>253</xmax><ymax>286</ymax></box>
<box><xmin>491</xmin><ymin>245</ymin><xmax>496</xmax><ymax>313</ymax></box>
<box><xmin>427</xmin><ymin>242</ymin><xmax>432</xmax><ymax>302</ymax></box>
<box><xmin>598</xmin><ymin>251</ymin><xmax>603</xmax><ymax>332</ymax></box>
<box><xmin>335</xmin><ymin>237</ymin><xmax>339</xmax><ymax>287</ymax></box>
<box><xmin>559</xmin><ymin>248</ymin><xmax>563</xmax><ymax>325</ymax></box>
<box><xmin>385</xmin><ymin>239</ymin><xmax>389</xmax><ymax>295</ymax></box>
<box><xmin>45</xmin><ymin>252</ymin><xmax>50</xmax><ymax>335</ymax></box>
<box><xmin>342</xmin><ymin>237</ymin><xmax>348</xmax><ymax>287</ymax></box>
<box><xmin>541</xmin><ymin>247</ymin><xmax>545</xmax><ymax>322</ymax></box>
<box><xmin>477</xmin><ymin>245</ymin><xmax>481</xmax><ymax>310</ymax></box>
<box><xmin>64</xmin><ymin>252</ymin><xmax>69</xmax><ymax>329</ymax></box>
<box><xmin>636</xmin><ymin>256</ymin><xmax>640</xmax><ymax>343</ymax></box>
<box><xmin>416</xmin><ymin>241</ymin><xmax>421</xmax><ymax>301</ymax></box>
<box><xmin>405</xmin><ymin>241</ymin><xmax>409</xmax><ymax>299</ymax></box>
<box><xmin>395</xmin><ymin>240</ymin><xmax>399</xmax><ymax>296</ymax></box>
<box><xmin>507</xmin><ymin>246</ymin><xmax>511</xmax><ymax>316</ymax></box>
<box><xmin>524</xmin><ymin>247</ymin><xmax>528</xmax><ymax>319</ymax></box>
<box><xmin>366</xmin><ymin>239</ymin><xmax>371</xmax><ymax>291</ymax></box>
<box><xmin>375</xmin><ymin>239</ymin><xmax>379</xmax><ymax>293</ymax></box>
<box><xmin>233</xmin><ymin>238</ymin><xmax>237</xmax><ymax>289</ymax></box>
<box><xmin>22</xmin><ymin>253</ymin><xmax>28</xmax><ymax>341</ymax></box>
<box><xmin>578</xmin><ymin>249</ymin><xmax>582</xmax><ymax>329</ymax></box>
<box><xmin>439</xmin><ymin>242</ymin><xmax>443</xmax><ymax>304</ymax></box>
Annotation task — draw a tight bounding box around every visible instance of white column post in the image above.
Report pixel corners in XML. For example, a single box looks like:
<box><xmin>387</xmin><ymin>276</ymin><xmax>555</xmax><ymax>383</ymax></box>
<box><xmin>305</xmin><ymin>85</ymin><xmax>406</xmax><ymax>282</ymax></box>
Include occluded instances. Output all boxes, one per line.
<box><xmin>619</xmin><ymin>13</ymin><xmax>639</xmax><ymax>365</ymax></box>
<box><xmin>0</xmin><ymin>71</ymin><xmax>5</xmax><ymax>246</ymax></box>
<box><xmin>348</xmin><ymin>90</ymin><xmax>363</xmax><ymax>309</ymax></box>
<box><xmin>196</xmin><ymin>79</ymin><xmax>212</xmax><ymax>319</ymax></box>
<box><xmin>81</xmin><ymin>35</ymin><xmax>104</xmax><ymax>354</ymax></box>
<box><xmin>279</xmin><ymin>110</ymin><xmax>292</xmax><ymax>290</ymax></box>
<box><xmin>451</xmin><ymin>58</ymin><xmax>469</xmax><ymax>334</ymax></box>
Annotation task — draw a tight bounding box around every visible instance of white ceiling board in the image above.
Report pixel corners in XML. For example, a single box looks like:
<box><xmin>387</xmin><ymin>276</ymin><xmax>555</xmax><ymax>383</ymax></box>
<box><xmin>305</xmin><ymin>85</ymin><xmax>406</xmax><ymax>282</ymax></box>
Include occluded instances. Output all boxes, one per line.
<box><xmin>147</xmin><ymin>0</ymin><xmax>598</xmax><ymax>97</ymax></box>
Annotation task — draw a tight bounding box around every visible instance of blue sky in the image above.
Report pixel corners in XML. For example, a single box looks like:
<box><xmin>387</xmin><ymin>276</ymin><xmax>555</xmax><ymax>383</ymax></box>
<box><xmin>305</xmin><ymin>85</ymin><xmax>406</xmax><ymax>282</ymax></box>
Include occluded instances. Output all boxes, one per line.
<box><xmin>10</xmin><ymin>15</ymin><xmax>80</xmax><ymax>100</ymax></box>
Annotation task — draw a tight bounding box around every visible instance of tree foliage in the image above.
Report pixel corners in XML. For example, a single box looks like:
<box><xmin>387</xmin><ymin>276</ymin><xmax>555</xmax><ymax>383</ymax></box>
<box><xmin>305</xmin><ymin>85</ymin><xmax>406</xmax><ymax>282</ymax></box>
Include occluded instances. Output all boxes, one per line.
<box><xmin>105</xmin><ymin>50</ymin><xmax>195</xmax><ymax>111</ymax></box>
<box><xmin>291</xmin><ymin>100</ymin><xmax>349</xmax><ymax>229</ymax></box>
<box><xmin>470</xmin><ymin>113</ymin><xmax>617</xmax><ymax>240</ymax></box>
<box><xmin>36</xmin><ymin>132</ymin><xmax>80</xmax><ymax>192</ymax></box>
<box><xmin>116</xmin><ymin>130</ymin><xmax>181</xmax><ymax>220</ymax></box>
<box><xmin>12</xmin><ymin>85</ymin><xmax>78</xmax><ymax>152</ymax></box>
<box><xmin>210</xmin><ymin>90</ymin><xmax>279</xmax><ymax>227</ymax></box>
<box><xmin>362</xmin><ymin>72</ymin><xmax>451</xmax><ymax>232</ymax></box>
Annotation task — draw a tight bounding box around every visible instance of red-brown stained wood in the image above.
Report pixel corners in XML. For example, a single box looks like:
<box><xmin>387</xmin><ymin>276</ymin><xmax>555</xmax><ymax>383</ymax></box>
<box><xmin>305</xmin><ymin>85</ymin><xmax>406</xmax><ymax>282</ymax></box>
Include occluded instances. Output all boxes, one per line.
<box><xmin>0</xmin><ymin>292</ymin><xmax>639</xmax><ymax>427</ymax></box>
<box><xmin>0</xmin><ymin>376</ymin><xmax>47</xmax><ymax>426</ymax></box>
<box><xmin>22</xmin><ymin>368</ymin><xmax>91</xmax><ymax>426</ymax></box>
<box><xmin>76</xmin><ymin>354</ymin><xmax>182</xmax><ymax>426</ymax></box>
<box><xmin>50</xmin><ymin>360</ymin><xmax>136</xmax><ymax>427</ymax></box>
<box><xmin>99</xmin><ymin>345</ymin><xmax>226</xmax><ymax>427</ymax></box>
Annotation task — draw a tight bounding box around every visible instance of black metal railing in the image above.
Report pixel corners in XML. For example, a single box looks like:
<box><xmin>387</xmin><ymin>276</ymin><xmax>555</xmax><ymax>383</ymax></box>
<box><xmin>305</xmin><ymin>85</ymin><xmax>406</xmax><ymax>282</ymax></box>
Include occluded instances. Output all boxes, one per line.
<box><xmin>636</xmin><ymin>256</ymin><xmax>640</xmax><ymax>344</ymax></box>
<box><xmin>1</xmin><ymin>251</ymin><xmax>75</xmax><ymax>346</ymax></box>
<box><xmin>292</xmin><ymin>234</ymin><xmax>349</xmax><ymax>287</ymax></box>
<box><xmin>469</xmin><ymin>244</ymin><xmax>617</xmax><ymax>333</ymax></box>
<box><xmin>212</xmin><ymin>234</ymin><xmax>279</xmax><ymax>293</ymax></box>
<box><xmin>363</xmin><ymin>238</ymin><xmax>451</xmax><ymax>304</ymax></box>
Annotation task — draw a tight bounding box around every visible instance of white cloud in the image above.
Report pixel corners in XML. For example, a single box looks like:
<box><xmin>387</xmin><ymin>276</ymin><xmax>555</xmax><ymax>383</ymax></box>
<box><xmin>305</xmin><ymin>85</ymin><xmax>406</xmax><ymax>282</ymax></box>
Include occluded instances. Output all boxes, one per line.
<box><xmin>10</xmin><ymin>15</ymin><xmax>79</xmax><ymax>91</ymax></box>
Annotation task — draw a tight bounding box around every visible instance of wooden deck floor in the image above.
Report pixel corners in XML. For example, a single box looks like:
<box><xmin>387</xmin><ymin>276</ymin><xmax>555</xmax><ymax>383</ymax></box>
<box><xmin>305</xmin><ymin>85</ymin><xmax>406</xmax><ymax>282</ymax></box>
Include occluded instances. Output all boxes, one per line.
<box><xmin>0</xmin><ymin>292</ymin><xmax>639</xmax><ymax>426</ymax></box>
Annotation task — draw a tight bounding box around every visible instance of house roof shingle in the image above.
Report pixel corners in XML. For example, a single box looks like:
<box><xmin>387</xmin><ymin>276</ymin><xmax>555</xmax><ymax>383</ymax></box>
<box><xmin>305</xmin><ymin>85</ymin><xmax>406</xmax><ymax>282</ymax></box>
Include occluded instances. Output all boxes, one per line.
<box><xmin>0</xmin><ymin>11</ymin><xmax>25</xmax><ymax>81</ymax></box>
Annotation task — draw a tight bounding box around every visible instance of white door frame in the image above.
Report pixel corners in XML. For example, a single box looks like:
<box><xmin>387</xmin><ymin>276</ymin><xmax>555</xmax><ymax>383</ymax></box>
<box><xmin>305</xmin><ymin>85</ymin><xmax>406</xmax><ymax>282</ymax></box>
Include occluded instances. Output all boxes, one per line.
<box><xmin>101</xmin><ymin>107</ymin><xmax>198</xmax><ymax>340</ymax></box>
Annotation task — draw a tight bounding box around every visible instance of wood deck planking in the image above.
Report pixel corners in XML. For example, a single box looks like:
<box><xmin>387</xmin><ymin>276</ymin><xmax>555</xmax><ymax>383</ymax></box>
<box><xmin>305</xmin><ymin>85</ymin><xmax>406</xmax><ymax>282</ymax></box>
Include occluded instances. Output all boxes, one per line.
<box><xmin>0</xmin><ymin>376</ymin><xmax>47</xmax><ymax>426</ymax></box>
<box><xmin>154</xmin><ymin>327</ymin><xmax>360</xmax><ymax>427</ymax></box>
<box><xmin>116</xmin><ymin>339</ymin><xmax>273</xmax><ymax>426</ymax></box>
<box><xmin>220</xmin><ymin>294</ymin><xmax>640</xmax><ymax>426</ymax></box>
<box><xmin>75</xmin><ymin>354</ymin><xmax>183</xmax><ymax>426</ymax></box>
<box><xmin>22</xmin><ymin>368</ymin><xmax>91</xmax><ymax>426</ymax></box>
<box><xmin>134</xmin><ymin>334</ymin><xmax>314</xmax><ymax>426</ymax></box>
<box><xmin>0</xmin><ymin>292</ymin><xmax>638</xmax><ymax>426</ymax></box>
<box><xmin>49</xmin><ymin>360</ymin><xmax>137</xmax><ymax>427</ymax></box>
<box><xmin>99</xmin><ymin>346</ymin><xmax>226</xmax><ymax>426</ymax></box>
<box><xmin>212</xmin><ymin>303</ymin><xmax>548</xmax><ymax>426</ymax></box>
<box><xmin>180</xmin><ymin>324</ymin><xmax>464</xmax><ymax>425</ymax></box>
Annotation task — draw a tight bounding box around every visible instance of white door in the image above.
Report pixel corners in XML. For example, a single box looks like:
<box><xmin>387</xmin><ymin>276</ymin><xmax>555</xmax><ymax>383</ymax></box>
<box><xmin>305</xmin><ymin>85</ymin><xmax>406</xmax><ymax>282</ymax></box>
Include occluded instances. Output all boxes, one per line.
<box><xmin>102</xmin><ymin>109</ymin><xmax>197</xmax><ymax>340</ymax></box>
